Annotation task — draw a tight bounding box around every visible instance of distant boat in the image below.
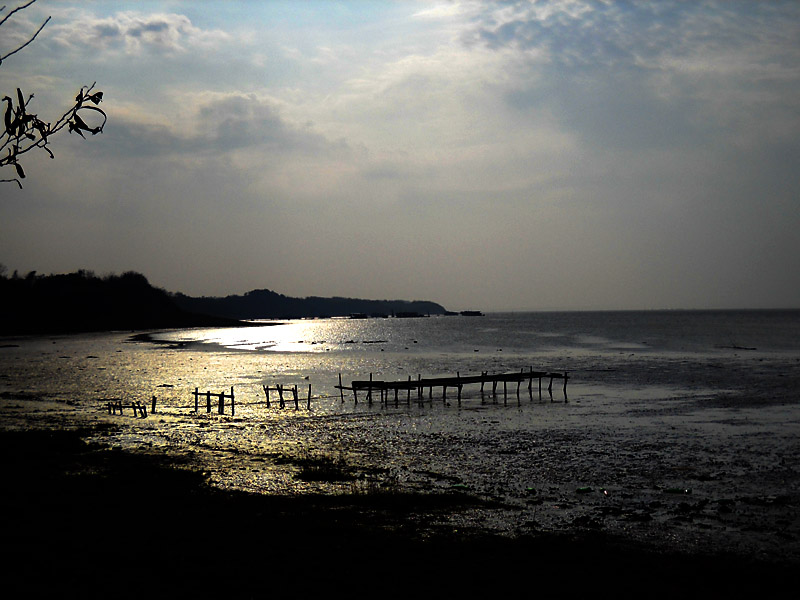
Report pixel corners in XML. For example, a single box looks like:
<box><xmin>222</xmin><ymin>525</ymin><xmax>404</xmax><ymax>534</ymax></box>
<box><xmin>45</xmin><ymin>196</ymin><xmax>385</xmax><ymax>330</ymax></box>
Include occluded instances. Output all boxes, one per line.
<box><xmin>349</xmin><ymin>313</ymin><xmax>368</xmax><ymax>319</ymax></box>
<box><xmin>460</xmin><ymin>310</ymin><xmax>483</xmax><ymax>317</ymax></box>
<box><xmin>395</xmin><ymin>311</ymin><xmax>426</xmax><ymax>318</ymax></box>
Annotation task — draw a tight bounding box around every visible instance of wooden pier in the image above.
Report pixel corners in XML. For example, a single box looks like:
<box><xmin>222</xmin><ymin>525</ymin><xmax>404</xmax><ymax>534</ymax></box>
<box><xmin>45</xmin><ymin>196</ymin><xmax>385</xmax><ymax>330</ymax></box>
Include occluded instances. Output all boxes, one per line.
<box><xmin>335</xmin><ymin>368</ymin><xmax>568</xmax><ymax>405</ymax></box>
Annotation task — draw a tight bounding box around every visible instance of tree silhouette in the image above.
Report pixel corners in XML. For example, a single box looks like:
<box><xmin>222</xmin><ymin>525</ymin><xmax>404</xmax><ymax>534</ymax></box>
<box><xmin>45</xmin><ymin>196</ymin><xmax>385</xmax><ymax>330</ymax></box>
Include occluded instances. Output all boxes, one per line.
<box><xmin>1</xmin><ymin>0</ymin><xmax>106</xmax><ymax>188</ymax></box>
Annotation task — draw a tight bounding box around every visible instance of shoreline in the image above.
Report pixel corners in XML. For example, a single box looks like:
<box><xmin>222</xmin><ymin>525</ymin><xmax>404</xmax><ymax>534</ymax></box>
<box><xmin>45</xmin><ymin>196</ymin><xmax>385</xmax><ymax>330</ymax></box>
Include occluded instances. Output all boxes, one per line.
<box><xmin>2</xmin><ymin>412</ymin><xmax>796</xmax><ymax>596</ymax></box>
<box><xmin>2</xmin><ymin>313</ymin><xmax>798</xmax><ymax>596</ymax></box>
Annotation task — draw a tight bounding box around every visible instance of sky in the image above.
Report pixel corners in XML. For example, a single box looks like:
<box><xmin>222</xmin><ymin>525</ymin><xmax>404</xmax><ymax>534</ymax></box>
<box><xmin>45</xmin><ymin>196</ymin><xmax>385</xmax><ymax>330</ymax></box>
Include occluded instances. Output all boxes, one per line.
<box><xmin>1</xmin><ymin>0</ymin><xmax>798</xmax><ymax>311</ymax></box>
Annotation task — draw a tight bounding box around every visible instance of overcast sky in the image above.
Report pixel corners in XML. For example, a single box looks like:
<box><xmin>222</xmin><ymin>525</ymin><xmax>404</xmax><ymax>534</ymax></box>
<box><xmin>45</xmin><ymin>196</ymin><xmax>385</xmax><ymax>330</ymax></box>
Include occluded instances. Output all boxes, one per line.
<box><xmin>1</xmin><ymin>1</ymin><xmax>798</xmax><ymax>310</ymax></box>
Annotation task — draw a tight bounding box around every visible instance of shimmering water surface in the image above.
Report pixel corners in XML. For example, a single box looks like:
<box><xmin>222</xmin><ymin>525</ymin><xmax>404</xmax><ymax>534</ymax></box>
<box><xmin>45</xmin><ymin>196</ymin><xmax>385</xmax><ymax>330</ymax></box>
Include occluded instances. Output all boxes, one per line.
<box><xmin>2</xmin><ymin>311</ymin><xmax>799</xmax><ymax>558</ymax></box>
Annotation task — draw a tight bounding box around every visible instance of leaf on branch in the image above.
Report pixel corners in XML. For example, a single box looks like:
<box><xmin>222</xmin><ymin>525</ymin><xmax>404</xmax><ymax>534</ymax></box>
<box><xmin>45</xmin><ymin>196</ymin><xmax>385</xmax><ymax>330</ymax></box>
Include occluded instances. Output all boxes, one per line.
<box><xmin>72</xmin><ymin>113</ymin><xmax>89</xmax><ymax>130</ymax></box>
<box><xmin>3</xmin><ymin>97</ymin><xmax>13</xmax><ymax>134</ymax></box>
<box><xmin>89</xmin><ymin>91</ymin><xmax>103</xmax><ymax>105</ymax></box>
<box><xmin>75</xmin><ymin>105</ymin><xmax>107</xmax><ymax>135</ymax></box>
<box><xmin>14</xmin><ymin>162</ymin><xmax>25</xmax><ymax>179</ymax></box>
<box><xmin>70</xmin><ymin>112</ymin><xmax>101</xmax><ymax>135</ymax></box>
<box><xmin>33</xmin><ymin>118</ymin><xmax>48</xmax><ymax>142</ymax></box>
<box><xmin>68</xmin><ymin>121</ymin><xmax>86</xmax><ymax>138</ymax></box>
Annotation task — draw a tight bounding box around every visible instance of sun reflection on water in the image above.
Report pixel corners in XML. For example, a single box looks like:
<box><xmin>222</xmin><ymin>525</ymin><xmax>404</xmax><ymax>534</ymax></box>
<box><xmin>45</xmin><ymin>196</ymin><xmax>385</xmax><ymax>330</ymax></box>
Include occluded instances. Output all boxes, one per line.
<box><xmin>161</xmin><ymin>319</ymin><xmax>389</xmax><ymax>353</ymax></box>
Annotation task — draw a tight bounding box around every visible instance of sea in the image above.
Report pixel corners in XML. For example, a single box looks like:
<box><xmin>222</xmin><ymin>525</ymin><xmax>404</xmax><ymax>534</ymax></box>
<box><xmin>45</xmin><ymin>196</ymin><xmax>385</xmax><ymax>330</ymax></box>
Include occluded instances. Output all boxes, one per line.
<box><xmin>1</xmin><ymin>310</ymin><xmax>799</xmax><ymax>558</ymax></box>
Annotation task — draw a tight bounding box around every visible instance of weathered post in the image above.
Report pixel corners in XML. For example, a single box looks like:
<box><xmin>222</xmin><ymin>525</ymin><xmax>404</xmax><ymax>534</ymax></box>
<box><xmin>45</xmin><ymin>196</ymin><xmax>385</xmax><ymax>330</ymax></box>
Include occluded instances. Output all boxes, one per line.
<box><xmin>293</xmin><ymin>385</ymin><xmax>299</xmax><ymax>409</ymax></box>
<box><xmin>338</xmin><ymin>373</ymin><xmax>344</xmax><ymax>403</ymax></box>
<box><xmin>151</xmin><ymin>396</ymin><xmax>157</xmax><ymax>414</ymax></box>
<box><xmin>231</xmin><ymin>386</ymin><xmax>235</xmax><ymax>416</ymax></box>
<box><xmin>194</xmin><ymin>388</ymin><xmax>199</xmax><ymax>412</ymax></box>
<box><xmin>307</xmin><ymin>384</ymin><xmax>312</xmax><ymax>409</ymax></box>
<box><xmin>206</xmin><ymin>390</ymin><xmax>211</xmax><ymax>413</ymax></box>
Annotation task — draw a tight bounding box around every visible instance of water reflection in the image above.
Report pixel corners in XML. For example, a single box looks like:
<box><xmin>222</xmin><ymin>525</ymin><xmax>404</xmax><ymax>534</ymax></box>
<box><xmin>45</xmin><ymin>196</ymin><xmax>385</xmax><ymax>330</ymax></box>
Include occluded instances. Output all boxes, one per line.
<box><xmin>158</xmin><ymin>318</ymin><xmax>416</xmax><ymax>353</ymax></box>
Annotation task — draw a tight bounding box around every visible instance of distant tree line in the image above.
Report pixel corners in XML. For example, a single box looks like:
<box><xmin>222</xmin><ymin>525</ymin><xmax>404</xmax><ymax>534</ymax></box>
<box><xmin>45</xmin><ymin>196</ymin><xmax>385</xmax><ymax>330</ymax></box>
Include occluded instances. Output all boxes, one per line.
<box><xmin>0</xmin><ymin>268</ymin><xmax>448</xmax><ymax>335</ymax></box>
<box><xmin>171</xmin><ymin>289</ymin><xmax>447</xmax><ymax>320</ymax></box>
<box><xmin>0</xmin><ymin>269</ymin><xmax>234</xmax><ymax>335</ymax></box>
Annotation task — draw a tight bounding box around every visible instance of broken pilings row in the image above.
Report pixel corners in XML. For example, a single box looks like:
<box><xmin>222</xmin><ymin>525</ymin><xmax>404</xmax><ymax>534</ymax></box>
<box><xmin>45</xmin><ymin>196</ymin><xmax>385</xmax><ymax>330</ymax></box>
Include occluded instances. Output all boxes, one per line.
<box><xmin>193</xmin><ymin>386</ymin><xmax>236</xmax><ymax>415</ymax></box>
<box><xmin>186</xmin><ymin>384</ymin><xmax>315</xmax><ymax>415</ymax></box>
<box><xmin>262</xmin><ymin>384</ymin><xmax>312</xmax><ymax>410</ymax></box>
<box><xmin>107</xmin><ymin>396</ymin><xmax>157</xmax><ymax>418</ymax></box>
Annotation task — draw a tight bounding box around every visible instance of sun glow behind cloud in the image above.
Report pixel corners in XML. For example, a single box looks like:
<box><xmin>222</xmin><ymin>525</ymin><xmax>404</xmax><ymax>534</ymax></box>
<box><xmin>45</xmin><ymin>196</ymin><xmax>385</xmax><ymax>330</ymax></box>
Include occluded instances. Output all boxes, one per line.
<box><xmin>1</xmin><ymin>0</ymin><xmax>799</xmax><ymax>310</ymax></box>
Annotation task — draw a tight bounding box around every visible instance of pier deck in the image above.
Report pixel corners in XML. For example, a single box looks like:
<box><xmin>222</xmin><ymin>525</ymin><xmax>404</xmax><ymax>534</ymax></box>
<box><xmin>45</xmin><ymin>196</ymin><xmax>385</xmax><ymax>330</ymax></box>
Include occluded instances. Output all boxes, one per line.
<box><xmin>335</xmin><ymin>368</ymin><xmax>569</xmax><ymax>403</ymax></box>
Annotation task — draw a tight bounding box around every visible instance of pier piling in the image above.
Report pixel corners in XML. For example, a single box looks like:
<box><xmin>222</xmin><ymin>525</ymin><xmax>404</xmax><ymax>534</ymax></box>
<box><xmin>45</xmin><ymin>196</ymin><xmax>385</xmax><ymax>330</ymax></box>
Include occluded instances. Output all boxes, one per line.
<box><xmin>336</xmin><ymin>368</ymin><xmax>570</xmax><ymax>406</ymax></box>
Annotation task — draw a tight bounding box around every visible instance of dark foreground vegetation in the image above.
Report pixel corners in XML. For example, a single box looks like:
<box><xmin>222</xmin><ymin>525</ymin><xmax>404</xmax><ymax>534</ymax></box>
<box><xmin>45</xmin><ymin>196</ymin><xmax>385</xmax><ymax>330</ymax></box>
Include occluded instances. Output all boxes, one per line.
<box><xmin>0</xmin><ymin>425</ymin><xmax>794</xmax><ymax>597</ymax></box>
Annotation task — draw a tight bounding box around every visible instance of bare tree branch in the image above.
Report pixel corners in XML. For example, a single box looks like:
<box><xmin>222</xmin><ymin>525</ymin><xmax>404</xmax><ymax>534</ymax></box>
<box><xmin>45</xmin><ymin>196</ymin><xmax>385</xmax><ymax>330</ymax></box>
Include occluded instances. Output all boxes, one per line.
<box><xmin>0</xmin><ymin>1</ymin><xmax>39</xmax><ymax>28</ymax></box>
<box><xmin>0</xmin><ymin>177</ymin><xmax>23</xmax><ymax>188</ymax></box>
<box><xmin>1</xmin><ymin>1</ymin><xmax>106</xmax><ymax>187</ymax></box>
<box><xmin>0</xmin><ymin>15</ymin><xmax>51</xmax><ymax>64</ymax></box>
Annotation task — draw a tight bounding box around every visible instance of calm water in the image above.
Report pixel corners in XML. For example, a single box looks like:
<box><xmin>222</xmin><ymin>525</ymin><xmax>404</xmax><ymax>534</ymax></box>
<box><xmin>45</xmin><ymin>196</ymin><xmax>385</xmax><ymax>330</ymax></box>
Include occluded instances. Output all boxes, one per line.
<box><xmin>2</xmin><ymin>310</ymin><xmax>799</xmax><ymax>557</ymax></box>
<box><xmin>149</xmin><ymin>309</ymin><xmax>800</xmax><ymax>401</ymax></box>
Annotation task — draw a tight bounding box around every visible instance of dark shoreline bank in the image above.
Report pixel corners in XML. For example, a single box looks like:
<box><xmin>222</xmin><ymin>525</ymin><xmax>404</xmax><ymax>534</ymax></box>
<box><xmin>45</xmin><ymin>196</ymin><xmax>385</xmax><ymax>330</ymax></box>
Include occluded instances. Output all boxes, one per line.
<box><xmin>1</xmin><ymin>423</ymin><xmax>795</xmax><ymax>597</ymax></box>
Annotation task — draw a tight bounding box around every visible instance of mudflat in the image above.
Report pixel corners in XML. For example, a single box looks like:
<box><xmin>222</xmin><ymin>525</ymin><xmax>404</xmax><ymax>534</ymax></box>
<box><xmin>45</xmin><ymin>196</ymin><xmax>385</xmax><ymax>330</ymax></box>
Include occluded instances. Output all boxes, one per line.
<box><xmin>1</xmin><ymin>418</ymin><xmax>794</xmax><ymax>598</ymax></box>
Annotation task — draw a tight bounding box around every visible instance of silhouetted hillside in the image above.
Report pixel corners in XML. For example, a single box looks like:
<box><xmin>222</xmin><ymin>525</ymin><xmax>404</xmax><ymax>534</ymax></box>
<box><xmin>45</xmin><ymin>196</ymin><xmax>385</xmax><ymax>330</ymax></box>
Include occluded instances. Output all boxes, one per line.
<box><xmin>0</xmin><ymin>269</ymin><xmax>448</xmax><ymax>335</ymax></box>
<box><xmin>172</xmin><ymin>289</ymin><xmax>447</xmax><ymax>320</ymax></box>
<box><xmin>0</xmin><ymin>270</ymin><xmax>238</xmax><ymax>335</ymax></box>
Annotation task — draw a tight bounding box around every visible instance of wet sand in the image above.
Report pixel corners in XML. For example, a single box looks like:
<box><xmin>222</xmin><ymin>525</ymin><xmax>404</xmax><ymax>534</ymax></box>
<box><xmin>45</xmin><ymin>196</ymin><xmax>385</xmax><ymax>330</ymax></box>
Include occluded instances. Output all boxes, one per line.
<box><xmin>2</xmin><ymin>319</ymin><xmax>798</xmax><ymax>596</ymax></box>
<box><xmin>1</xmin><ymin>413</ymin><xmax>796</xmax><ymax>598</ymax></box>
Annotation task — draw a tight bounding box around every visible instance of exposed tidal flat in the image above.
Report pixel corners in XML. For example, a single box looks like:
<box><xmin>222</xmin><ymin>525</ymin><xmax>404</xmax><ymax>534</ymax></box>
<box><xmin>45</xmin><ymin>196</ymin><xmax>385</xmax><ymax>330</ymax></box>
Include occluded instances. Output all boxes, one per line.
<box><xmin>1</xmin><ymin>311</ymin><xmax>799</xmax><ymax>595</ymax></box>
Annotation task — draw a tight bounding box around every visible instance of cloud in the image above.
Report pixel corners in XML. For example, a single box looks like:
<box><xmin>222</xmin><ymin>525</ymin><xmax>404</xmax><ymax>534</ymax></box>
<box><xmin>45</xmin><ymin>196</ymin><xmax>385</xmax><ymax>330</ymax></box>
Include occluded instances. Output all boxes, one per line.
<box><xmin>48</xmin><ymin>11</ymin><xmax>231</xmax><ymax>56</ymax></box>
<box><xmin>196</xmin><ymin>93</ymin><xmax>333</xmax><ymax>154</ymax></box>
<box><xmin>463</xmin><ymin>1</ymin><xmax>800</xmax><ymax>151</ymax></box>
<box><xmin>3</xmin><ymin>1</ymin><xmax>799</xmax><ymax>309</ymax></box>
<box><xmin>95</xmin><ymin>91</ymin><xmax>346</xmax><ymax>167</ymax></box>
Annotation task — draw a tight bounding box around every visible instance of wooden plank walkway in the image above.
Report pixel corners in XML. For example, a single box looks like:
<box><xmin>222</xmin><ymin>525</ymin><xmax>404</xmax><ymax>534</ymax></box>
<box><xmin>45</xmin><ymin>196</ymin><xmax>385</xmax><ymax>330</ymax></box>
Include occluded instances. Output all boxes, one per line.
<box><xmin>335</xmin><ymin>368</ymin><xmax>569</xmax><ymax>404</ymax></box>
